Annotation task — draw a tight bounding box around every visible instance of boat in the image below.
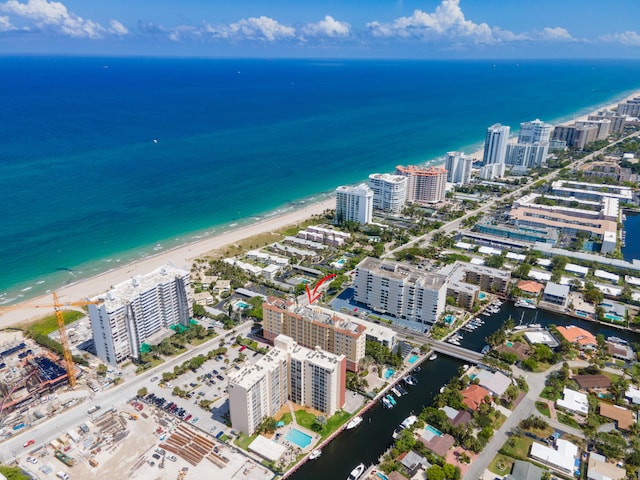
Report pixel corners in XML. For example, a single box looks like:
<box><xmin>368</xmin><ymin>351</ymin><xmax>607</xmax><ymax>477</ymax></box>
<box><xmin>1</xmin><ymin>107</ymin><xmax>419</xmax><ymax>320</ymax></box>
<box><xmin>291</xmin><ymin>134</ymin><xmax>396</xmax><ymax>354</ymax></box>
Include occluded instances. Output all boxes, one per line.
<box><xmin>429</xmin><ymin>353</ymin><xmax>437</xmax><ymax>361</ymax></box>
<box><xmin>386</xmin><ymin>394</ymin><xmax>397</xmax><ymax>406</ymax></box>
<box><xmin>481</xmin><ymin>311</ymin><xmax>491</xmax><ymax>317</ymax></box>
<box><xmin>382</xmin><ymin>397</ymin><xmax>394</xmax><ymax>409</ymax></box>
<box><xmin>348</xmin><ymin>463</ymin><xmax>366</xmax><ymax>480</ymax></box>
<box><xmin>528</xmin><ymin>324</ymin><xmax>542</xmax><ymax>329</ymax></box>
<box><xmin>391</xmin><ymin>387</ymin><xmax>401</xmax><ymax>397</ymax></box>
<box><xmin>481</xmin><ymin>345</ymin><xmax>491</xmax><ymax>355</ymax></box>
<box><xmin>439</xmin><ymin>386</ymin><xmax>445</xmax><ymax>393</ymax></box>
<box><xmin>403</xmin><ymin>375</ymin><xmax>417</xmax><ymax>386</ymax></box>
<box><xmin>309</xmin><ymin>449</ymin><xmax>322</xmax><ymax>460</ymax></box>
<box><xmin>401</xmin><ymin>415</ymin><xmax>417</xmax><ymax>428</ymax></box>
<box><xmin>396</xmin><ymin>384</ymin><xmax>408</xmax><ymax>396</ymax></box>
<box><xmin>515</xmin><ymin>298</ymin><xmax>536</xmax><ymax>309</ymax></box>
<box><xmin>608</xmin><ymin>336</ymin><xmax>628</xmax><ymax>345</ymax></box>
<box><xmin>392</xmin><ymin>425</ymin><xmax>405</xmax><ymax>439</ymax></box>
<box><xmin>346</xmin><ymin>416</ymin><xmax>363</xmax><ymax>430</ymax></box>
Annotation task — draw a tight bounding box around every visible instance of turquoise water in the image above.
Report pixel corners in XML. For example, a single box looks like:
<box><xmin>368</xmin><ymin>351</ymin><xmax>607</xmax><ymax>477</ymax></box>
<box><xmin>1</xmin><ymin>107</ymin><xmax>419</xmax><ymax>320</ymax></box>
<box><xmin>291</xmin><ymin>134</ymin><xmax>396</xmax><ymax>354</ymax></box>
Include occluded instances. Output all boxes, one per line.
<box><xmin>605</xmin><ymin>313</ymin><xmax>624</xmax><ymax>322</ymax></box>
<box><xmin>384</xmin><ymin>368</ymin><xmax>395</xmax><ymax>379</ymax></box>
<box><xmin>285</xmin><ymin>428</ymin><xmax>312</xmax><ymax>448</ymax></box>
<box><xmin>576</xmin><ymin>311</ymin><xmax>588</xmax><ymax>317</ymax></box>
<box><xmin>376</xmin><ymin>473</ymin><xmax>390</xmax><ymax>480</ymax></box>
<box><xmin>506</xmin><ymin>341</ymin><xmax>513</xmax><ymax>348</ymax></box>
<box><xmin>3</xmin><ymin>57</ymin><xmax>640</xmax><ymax>304</ymax></box>
<box><xmin>235</xmin><ymin>301</ymin><xmax>250</xmax><ymax>309</ymax></box>
<box><xmin>479</xmin><ymin>292</ymin><xmax>488</xmax><ymax>300</ymax></box>
<box><xmin>337</xmin><ymin>259</ymin><xmax>346</xmax><ymax>265</ymax></box>
<box><xmin>426</xmin><ymin>425</ymin><xmax>443</xmax><ymax>436</ymax></box>
<box><xmin>408</xmin><ymin>355</ymin><xmax>419</xmax><ymax>364</ymax></box>
<box><xmin>445</xmin><ymin>315</ymin><xmax>455</xmax><ymax>324</ymax></box>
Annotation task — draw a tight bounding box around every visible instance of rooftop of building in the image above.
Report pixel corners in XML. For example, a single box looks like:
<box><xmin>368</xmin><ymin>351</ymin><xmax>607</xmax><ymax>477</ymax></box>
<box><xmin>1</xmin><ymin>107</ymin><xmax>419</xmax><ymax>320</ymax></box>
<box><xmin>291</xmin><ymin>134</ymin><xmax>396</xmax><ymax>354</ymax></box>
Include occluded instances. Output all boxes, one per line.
<box><xmin>438</xmin><ymin>260</ymin><xmax>511</xmax><ymax>281</ymax></box>
<box><xmin>588</xmin><ymin>453</ymin><xmax>626</xmax><ymax>480</ymax></box>
<box><xmin>357</xmin><ymin>257</ymin><xmax>447</xmax><ymax>288</ymax></box>
<box><xmin>396</xmin><ymin>165</ymin><xmax>447</xmax><ymax>176</ymax></box>
<box><xmin>598</xmin><ymin>402</ymin><xmax>635</xmax><ymax>430</ymax></box>
<box><xmin>556</xmin><ymin>326</ymin><xmax>597</xmax><ymax>346</ymax></box>
<box><xmin>95</xmin><ymin>263</ymin><xmax>189</xmax><ymax>311</ymax></box>
<box><xmin>368</xmin><ymin>173</ymin><xmax>407</xmax><ymax>183</ymax></box>
<box><xmin>336</xmin><ymin>183</ymin><xmax>372</xmax><ymax>194</ymax></box>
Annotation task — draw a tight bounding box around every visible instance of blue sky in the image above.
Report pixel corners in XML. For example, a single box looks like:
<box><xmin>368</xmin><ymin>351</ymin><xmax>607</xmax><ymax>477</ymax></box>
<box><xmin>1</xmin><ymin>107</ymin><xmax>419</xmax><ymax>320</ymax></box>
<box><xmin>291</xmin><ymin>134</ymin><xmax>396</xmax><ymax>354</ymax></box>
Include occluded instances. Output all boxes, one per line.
<box><xmin>1</xmin><ymin>0</ymin><xmax>640</xmax><ymax>58</ymax></box>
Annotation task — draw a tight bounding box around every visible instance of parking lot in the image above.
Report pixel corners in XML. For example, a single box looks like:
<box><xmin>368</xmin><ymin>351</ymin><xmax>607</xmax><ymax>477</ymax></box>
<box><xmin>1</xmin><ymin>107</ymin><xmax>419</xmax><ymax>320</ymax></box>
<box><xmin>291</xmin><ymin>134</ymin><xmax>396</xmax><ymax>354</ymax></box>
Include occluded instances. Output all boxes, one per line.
<box><xmin>141</xmin><ymin>331</ymin><xmax>268</xmax><ymax>441</ymax></box>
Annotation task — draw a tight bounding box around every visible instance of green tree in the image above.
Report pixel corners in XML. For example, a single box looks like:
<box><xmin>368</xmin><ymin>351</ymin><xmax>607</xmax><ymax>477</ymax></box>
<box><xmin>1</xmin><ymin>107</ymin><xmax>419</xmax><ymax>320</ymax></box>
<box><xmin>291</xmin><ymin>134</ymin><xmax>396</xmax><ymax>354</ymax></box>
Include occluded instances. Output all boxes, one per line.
<box><xmin>427</xmin><ymin>465</ymin><xmax>445</xmax><ymax>480</ymax></box>
<box><xmin>137</xmin><ymin>387</ymin><xmax>148</xmax><ymax>398</ymax></box>
<box><xmin>97</xmin><ymin>364</ymin><xmax>107</xmax><ymax>376</ymax></box>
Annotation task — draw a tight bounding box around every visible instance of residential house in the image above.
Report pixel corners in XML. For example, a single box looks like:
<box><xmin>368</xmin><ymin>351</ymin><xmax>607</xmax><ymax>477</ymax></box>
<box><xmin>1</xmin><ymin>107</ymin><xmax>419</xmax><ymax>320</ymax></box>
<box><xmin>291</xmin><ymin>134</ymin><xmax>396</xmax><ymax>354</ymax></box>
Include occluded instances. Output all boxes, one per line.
<box><xmin>574</xmin><ymin>374</ymin><xmax>612</xmax><ymax>391</ymax></box>
<box><xmin>461</xmin><ymin>385</ymin><xmax>492</xmax><ymax>411</ymax></box>
<box><xmin>505</xmin><ymin>460</ymin><xmax>544</xmax><ymax>480</ymax></box>
<box><xmin>475</xmin><ymin>370</ymin><xmax>512</xmax><ymax>396</ymax></box>
<box><xmin>530</xmin><ymin>439</ymin><xmax>578</xmax><ymax>474</ymax></box>
<box><xmin>418</xmin><ymin>425</ymin><xmax>456</xmax><ymax>456</ymax></box>
<box><xmin>587</xmin><ymin>453</ymin><xmax>626</xmax><ymax>480</ymax></box>
<box><xmin>598</xmin><ymin>403</ymin><xmax>635</xmax><ymax>431</ymax></box>
<box><xmin>556</xmin><ymin>387</ymin><xmax>589</xmax><ymax>415</ymax></box>
<box><xmin>398</xmin><ymin>450</ymin><xmax>431</xmax><ymax>478</ymax></box>
<box><xmin>517</xmin><ymin>280</ymin><xmax>544</xmax><ymax>297</ymax></box>
<box><xmin>556</xmin><ymin>326</ymin><xmax>597</xmax><ymax>349</ymax></box>
<box><xmin>542</xmin><ymin>282</ymin><xmax>570</xmax><ymax>307</ymax></box>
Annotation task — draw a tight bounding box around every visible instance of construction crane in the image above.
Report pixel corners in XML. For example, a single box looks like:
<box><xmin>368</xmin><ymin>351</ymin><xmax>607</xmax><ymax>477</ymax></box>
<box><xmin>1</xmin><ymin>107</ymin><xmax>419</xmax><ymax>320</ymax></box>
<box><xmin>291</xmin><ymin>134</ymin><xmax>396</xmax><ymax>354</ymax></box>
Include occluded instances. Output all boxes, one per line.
<box><xmin>0</xmin><ymin>292</ymin><xmax>103</xmax><ymax>388</ymax></box>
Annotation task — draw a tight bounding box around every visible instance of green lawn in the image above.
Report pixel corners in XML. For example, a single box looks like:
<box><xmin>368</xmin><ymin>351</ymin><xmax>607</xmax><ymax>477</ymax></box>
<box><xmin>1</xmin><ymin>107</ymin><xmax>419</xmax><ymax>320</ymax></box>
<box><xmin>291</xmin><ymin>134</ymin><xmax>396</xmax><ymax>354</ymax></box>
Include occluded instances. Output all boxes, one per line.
<box><xmin>295</xmin><ymin>409</ymin><xmax>351</xmax><ymax>440</ymax></box>
<box><xmin>535</xmin><ymin>401</ymin><xmax>551</xmax><ymax>418</ymax></box>
<box><xmin>234</xmin><ymin>432</ymin><xmax>259</xmax><ymax>451</ymax></box>
<box><xmin>23</xmin><ymin>310</ymin><xmax>85</xmax><ymax>335</ymax></box>
<box><xmin>500</xmin><ymin>435</ymin><xmax>534</xmax><ymax>460</ymax></box>
<box><xmin>494</xmin><ymin>412</ymin><xmax>507</xmax><ymax>430</ymax></box>
<box><xmin>557</xmin><ymin>413</ymin><xmax>580</xmax><ymax>429</ymax></box>
<box><xmin>540</xmin><ymin>386</ymin><xmax>561</xmax><ymax>401</ymax></box>
<box><xmin>276</xmin><ymin>412</ymin><xmax>292</xmax><ymax>425</ymax></box>
<box><xmin>488</xmin><ymin>454</ymin><xmax>514</xmax><ymax>476</ymax></box>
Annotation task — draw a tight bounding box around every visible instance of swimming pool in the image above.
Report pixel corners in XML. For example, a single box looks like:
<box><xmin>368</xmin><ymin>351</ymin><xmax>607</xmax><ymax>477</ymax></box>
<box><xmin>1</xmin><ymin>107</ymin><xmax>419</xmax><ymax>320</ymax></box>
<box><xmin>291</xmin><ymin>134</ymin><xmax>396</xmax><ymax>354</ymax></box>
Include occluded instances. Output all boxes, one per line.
<box><xmin>444</xmin><ymin>314</ymin><xmax>455</xmax><ymax>324</ymax></box>
<box><xmin>479</xmin><ymin>292</ymin><xmax>488</xmax><ymax>300</ymax></box>
<box><xmin>285</xmin><ymin>428</ymin><xmax>312</xmax><ymax>448</ymax></box>
<box><xmin>336</xmin><ymin>258</ymin><xmax>346</xmax><ymax>265</ymax></box>
<box><xmin>408</xmin><ymin>355</ymin><xmax>419</xmax><ymax>364</ymax></box>
<box><xmin>235</xmin><ymin>300</ymin><xmax>250</xmax><ymax>309</ymax></box>
<box><xmin>605</xmin><ymin>313</ymin><xmax>624</xmax><ymax>322</ymax></box>
<box><xmin>576</xmin><ymin>311</ymin><xmax>587</xmax><ymax>317</ymax></box>
<box><xmin>376</xmin><ymin>472</ymin><xmax>390</xmax><ymax>480</ymax></box>
<box><xmin>425</xmin><ymin>424</ymin><xmax>443</xmax><ymax>436</ymax></box>
<box><xmin>506</xmin><ymin>341</ymin><xmax>513</xmax><ymax>348</ymax></box>
<box><xmin>384</xmin><ymin>368</ymin><xmax>395</xmax><ymax>379</ymax></box>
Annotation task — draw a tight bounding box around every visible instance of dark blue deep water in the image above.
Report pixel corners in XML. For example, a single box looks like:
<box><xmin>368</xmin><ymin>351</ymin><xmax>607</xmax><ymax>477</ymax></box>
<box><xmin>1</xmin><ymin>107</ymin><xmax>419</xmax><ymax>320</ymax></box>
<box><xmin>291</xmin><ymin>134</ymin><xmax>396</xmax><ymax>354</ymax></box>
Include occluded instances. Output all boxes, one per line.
<box><xmin>2</xmin><ymin>57</ymin><xmax>640</xmax><ymax>302</ymax></box>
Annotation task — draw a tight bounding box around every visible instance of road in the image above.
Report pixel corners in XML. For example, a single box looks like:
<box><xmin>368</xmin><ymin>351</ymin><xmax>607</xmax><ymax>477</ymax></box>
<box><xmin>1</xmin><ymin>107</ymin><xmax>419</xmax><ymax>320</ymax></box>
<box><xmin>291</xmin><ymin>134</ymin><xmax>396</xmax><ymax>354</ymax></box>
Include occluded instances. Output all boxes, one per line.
<box><xmin>0</xmin><ymin>320</ymin><xmax>253</xmax><ymax>464</ymax></box>
<box><xmin>382</xmin><ymin>130</ymin><xmax>640</xmax><ymax>260</ymax></box>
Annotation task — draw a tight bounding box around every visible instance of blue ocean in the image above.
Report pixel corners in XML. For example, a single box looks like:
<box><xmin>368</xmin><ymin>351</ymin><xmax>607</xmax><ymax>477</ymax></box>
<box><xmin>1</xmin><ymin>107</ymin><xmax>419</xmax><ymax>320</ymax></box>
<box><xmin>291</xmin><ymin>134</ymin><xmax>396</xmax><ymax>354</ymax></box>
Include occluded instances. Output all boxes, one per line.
<box><xmin>2</xmin><ymin>57</ymin><xmax>640</xmax><ymax>303</ymax></box>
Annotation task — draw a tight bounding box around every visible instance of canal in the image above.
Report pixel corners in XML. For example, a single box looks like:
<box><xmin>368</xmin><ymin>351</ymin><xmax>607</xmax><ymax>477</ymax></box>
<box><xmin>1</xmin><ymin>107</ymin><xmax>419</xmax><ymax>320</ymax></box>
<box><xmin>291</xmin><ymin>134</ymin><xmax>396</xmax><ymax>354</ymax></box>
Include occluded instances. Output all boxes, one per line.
<box><xmin>290</xmin><ymin>300</ymin><xmax>640</xmax><ymax>480</ymax></box>
<box><xmin>289</xmin><ymin>355</ymin><xmax>464</xmax><ymax>480</ymax></box>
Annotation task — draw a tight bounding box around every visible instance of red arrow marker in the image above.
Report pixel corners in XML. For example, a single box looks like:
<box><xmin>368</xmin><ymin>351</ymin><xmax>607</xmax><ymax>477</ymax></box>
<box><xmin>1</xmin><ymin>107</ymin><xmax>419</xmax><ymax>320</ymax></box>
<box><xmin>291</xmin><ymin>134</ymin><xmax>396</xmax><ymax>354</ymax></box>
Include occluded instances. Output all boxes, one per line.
<box><xmin>306</xmin><ymin>274</ymin><xmax>337</xmax><ymax>305</ymax></box>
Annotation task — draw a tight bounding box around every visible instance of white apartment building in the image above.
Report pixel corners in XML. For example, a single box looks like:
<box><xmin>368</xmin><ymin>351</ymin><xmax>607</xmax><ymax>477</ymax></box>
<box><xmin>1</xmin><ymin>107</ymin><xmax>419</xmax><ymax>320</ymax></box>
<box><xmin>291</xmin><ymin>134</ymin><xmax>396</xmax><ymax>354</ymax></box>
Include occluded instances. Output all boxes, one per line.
<box><xmin>368</xmin><ymin>173</ymin><xmax>408</xmax><ymax>213</ymax></box>
<box><xmin>88</xmin><ymin>264</ymin><xmax>192</xmax><ymax>365</ymax></box>
<box><xmin>483</xmin><ymin>123</ymin><xmax>510</xmax><ymax>165</ymax></box>
<box><xmin>335</xmin><ymin>183</ymin><xmax>373</xmax><ymax>225</ymax></box>
<box><xmin>505</xmin><ymin>142</ymin><xmax>548</xmax><ymax>169</ymax></box>
<box><xmin>395</xmin><ymin>165</ymin><xmax>447</xmax><ymax>204</ymax></box>
<box><xmin>354</xmin><ymin>257</ymin><xmax>447</xmax><ymax>327</ymax></box>
<box><xmin>229</xmin><ymin>334</ymin><xmax>346</xmax><ymax>435</ymax></box>
<box><xmin>518</xmin><ymin>119</ymin><xmax>552</xmax><ymax>144</ymax></box>
<box><xmin>444</xmin><ymin>152</ymin><xmax>472</xmax><ymax>185</ymax></box>
<box><xmin>479</xmin><ymin>162</ymin><xmax>505</xmax><ymax>180</ymax></box>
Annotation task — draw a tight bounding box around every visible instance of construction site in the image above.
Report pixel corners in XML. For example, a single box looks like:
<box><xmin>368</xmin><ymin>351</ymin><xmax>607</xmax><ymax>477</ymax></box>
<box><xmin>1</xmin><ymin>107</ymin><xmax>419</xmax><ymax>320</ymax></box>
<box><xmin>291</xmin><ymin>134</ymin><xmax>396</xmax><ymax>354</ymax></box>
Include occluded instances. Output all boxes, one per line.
<box><xmin>20</xmin><ymin>400</ymin><xmax>274</xmax><ymax>480</ymax></box>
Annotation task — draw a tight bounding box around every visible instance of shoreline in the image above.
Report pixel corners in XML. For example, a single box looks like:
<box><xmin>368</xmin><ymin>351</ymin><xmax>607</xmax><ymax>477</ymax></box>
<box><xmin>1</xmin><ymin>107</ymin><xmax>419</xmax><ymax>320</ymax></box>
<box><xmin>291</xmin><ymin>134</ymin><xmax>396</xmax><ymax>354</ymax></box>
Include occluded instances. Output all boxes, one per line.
<box><xmin>0</xmin><ymin>198</ymin><xmax>334</xmax><ymax>327</ymax></box>
<box><xmin>2</xmin><ymin>89</ymin><xmax>639</xmax><ymax>328</ymax></box>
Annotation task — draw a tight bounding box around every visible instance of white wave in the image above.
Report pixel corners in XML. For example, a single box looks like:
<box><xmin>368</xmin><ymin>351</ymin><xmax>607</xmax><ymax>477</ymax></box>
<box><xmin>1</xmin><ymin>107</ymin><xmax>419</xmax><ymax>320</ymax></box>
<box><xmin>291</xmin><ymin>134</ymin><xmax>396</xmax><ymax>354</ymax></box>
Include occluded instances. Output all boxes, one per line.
<box><xmin>20</xmin><ymin>286</ymin><xmax>32</xmax><ymax>292</ymax></box>
<box><xmin>36</xmin><ymin>280</ymin><xmax>45</xmax><ymax>285</ymax></box>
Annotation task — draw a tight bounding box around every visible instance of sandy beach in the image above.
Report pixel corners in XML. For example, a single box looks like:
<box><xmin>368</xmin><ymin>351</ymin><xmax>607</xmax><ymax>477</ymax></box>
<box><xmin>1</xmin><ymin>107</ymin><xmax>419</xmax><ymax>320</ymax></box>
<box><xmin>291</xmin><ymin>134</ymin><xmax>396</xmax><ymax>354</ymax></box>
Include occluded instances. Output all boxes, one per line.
<box><xmin>0</xmin><ymin>198</ymin><xmax>334</xmax><ymax>328</ymax></box>
<box><xmin>2</xmin><ymin>90</ymin><xmax>639</xmax><ymax>330</ymax></box>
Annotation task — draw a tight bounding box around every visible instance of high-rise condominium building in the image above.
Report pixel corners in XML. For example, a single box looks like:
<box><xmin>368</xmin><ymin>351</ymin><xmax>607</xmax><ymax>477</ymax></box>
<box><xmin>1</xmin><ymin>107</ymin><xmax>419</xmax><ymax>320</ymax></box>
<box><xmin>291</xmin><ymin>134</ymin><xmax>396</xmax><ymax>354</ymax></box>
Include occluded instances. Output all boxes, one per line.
<box><xmin>483</xmin><ymin>123</ymin><xmax>510</xmax><ymax>165</ymax></box>
<box><xmin>444</xmin><ymin>152</ymin><xmax>472</xmax><ymax>185</ymax></box>
<box><xmin>228</xmin><ymin>334</ymin><xmax>346</xmax><ymax>435</ymax></box>
<box><xmin>335</xmin><ymin>183</ymin><xmax>373</xmax><ymax>225</ymax></box>
<box><xmin>395</xmin><ymin>165</ymin><xmax>447</xmax><ymax>204</ymax></box>
<box><xmin>88</xmin><ymin>264</ymin><xmax>192</xmax><ymax>365</ymax></box>
<box><xmin>353</xmin><ymin>257</ymin><xmax>447</xmax><ymax>327</ymax></box>
<box><xmin>518</xmin><ymin>119</ymin><xmax>552</xmax><ymax>144</ymax></box>
<box><xmin>368</xmin><ymin>173</ymin><xmax>408</xmax><ymax>213</ymax></box>
<box><xmin>263</xmin><ymin>297</ymin><xmax>366</xmax><ymax>371</ymax></box>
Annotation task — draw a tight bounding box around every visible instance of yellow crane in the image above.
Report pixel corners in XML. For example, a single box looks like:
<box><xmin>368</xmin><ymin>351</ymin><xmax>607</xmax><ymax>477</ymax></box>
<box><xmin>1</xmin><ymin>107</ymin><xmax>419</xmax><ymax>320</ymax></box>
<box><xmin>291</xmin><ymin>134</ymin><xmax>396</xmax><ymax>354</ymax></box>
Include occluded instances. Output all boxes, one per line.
<box><xmin>0</xmin><ymin>292</ymin><xmax>103</xmax><ymax>388</ymax></box>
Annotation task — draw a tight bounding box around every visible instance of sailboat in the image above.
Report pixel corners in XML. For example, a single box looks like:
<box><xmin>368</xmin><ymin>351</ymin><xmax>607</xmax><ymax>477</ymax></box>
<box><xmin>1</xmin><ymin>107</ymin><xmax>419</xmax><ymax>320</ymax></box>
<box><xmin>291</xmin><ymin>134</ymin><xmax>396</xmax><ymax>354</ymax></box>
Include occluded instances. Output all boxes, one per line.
<box><xmin>528</xmin><ymin>312</ymin><xmax>542</xmax><ymax>329</ymax></box>
<box><xmin>513</xmin><ymin>312</ymin><xmax>527</xmax><ymax>330</ymax></box>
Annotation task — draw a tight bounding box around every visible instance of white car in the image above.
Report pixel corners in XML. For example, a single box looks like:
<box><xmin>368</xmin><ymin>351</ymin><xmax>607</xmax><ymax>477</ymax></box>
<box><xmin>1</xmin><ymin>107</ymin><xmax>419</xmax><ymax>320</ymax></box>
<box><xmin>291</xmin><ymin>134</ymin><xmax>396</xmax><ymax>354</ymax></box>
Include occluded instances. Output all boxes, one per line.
<box><xmin>26</xmin><ymin>456</ymin><xmax>38</xmax><ymax>464</ymax></box>
<box><xmin>166</xmin><ymin>454</ymin><xmax>177</xmax><ymax>462</ymax></box>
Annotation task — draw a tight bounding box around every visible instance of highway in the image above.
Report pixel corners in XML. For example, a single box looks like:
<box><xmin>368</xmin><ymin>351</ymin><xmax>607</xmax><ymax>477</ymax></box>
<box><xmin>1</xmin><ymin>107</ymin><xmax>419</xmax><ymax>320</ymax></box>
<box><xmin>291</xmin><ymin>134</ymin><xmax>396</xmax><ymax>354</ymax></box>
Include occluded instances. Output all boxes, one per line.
<box><xmin>0</xmin><ymin>320</ymin><xmax>252</xmax><ymax>465</ymax></box>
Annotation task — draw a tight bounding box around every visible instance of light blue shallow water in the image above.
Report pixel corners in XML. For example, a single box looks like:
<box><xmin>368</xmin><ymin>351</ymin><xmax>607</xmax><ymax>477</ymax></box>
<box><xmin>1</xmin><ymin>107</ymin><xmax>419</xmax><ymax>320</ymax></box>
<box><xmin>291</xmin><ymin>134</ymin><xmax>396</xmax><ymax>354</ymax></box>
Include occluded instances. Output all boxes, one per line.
<box><xmin>285</xmin><ymin>428</ymin><xmax>312</xmax><ymax>448</ymax></box>
<box><xmin>2</xmin><ymin>57</ymin><xmax>640</xmax><ymax>304</ymax></box>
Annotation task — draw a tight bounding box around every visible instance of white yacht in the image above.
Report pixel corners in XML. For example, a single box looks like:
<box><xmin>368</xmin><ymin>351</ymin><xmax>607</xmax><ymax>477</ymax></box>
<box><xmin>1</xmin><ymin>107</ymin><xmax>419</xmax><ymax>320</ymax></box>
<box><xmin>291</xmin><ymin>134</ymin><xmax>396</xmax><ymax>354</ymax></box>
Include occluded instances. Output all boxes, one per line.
<box><xmin>348</xmin><ymin>463</ymin><xmax>366</xmax><ymax>480</ymax></box>
<box><xmin>346</xmin><ymin>416</ymin><xmax>363</xmax><ymax>430</ymax></box>
<box><xmin>309</xmin><ymin>449</ymin><xmax>322</xmax><ymax>460</ymax></box>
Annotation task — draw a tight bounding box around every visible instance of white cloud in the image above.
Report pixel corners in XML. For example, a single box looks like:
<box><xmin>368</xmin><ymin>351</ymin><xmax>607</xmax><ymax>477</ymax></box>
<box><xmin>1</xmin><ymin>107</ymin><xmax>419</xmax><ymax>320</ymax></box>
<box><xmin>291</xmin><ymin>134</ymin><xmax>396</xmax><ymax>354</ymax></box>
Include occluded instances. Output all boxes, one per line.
<box><xmin>301</xmin><ymin>15</ymin><xmax>350</xmax><ymax>38</ymax></box>
<box><xmin>203</xmin><ymin>16</ymin><xmax>295</xmax><ymax>41</ymax></box>
<box><xmin>0</xmin><ymin>14</ymin><xmax>14</xmax><ymax>30</ymax></box>
<box><xmin>0</xmin><ymin>0</ymin><xmax>126</xmax><ymax>38</ymax></box>
<box><xmin>600</xmin><ymin>31</ymin><xmax>640</xmax><ymax>47</ymax></box>
<box><xmin>537</xmin><ymin>27</ymin><xmax>573</xmax><ymax>41</ymax></box>
<box><xmin>367</xmin><ymin>0</ymin><xmax>493</xmax><ymax>43</ymax></box>
<box><xmin>109</xmin><ymin>19</ymin><xmax>127</xmax><ymax>36</ymax></box>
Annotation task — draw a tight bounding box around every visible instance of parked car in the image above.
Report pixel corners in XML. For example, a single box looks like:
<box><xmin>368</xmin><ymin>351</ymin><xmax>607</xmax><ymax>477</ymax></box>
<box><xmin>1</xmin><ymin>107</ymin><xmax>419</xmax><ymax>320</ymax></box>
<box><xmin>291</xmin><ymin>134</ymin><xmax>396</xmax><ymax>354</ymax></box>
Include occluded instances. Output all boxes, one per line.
<box><xmin>23</xmin><ymin>439</ymin><xmax>35</xmax><ymax>448</ymax></box>
<box><xmin>26</xmin><ymin>456</ymin><xmax>37</xmax><ymax>464</ymax></box>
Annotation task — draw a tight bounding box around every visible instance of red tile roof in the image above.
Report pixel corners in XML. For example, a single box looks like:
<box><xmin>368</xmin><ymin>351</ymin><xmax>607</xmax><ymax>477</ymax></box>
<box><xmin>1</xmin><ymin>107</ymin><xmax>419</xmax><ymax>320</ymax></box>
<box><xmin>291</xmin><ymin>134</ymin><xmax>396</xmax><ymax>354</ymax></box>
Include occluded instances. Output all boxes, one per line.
<box><xmin>461</xmin><ymin>384</ymin><xmax>492</xmax><ymax>411</ymax></box>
